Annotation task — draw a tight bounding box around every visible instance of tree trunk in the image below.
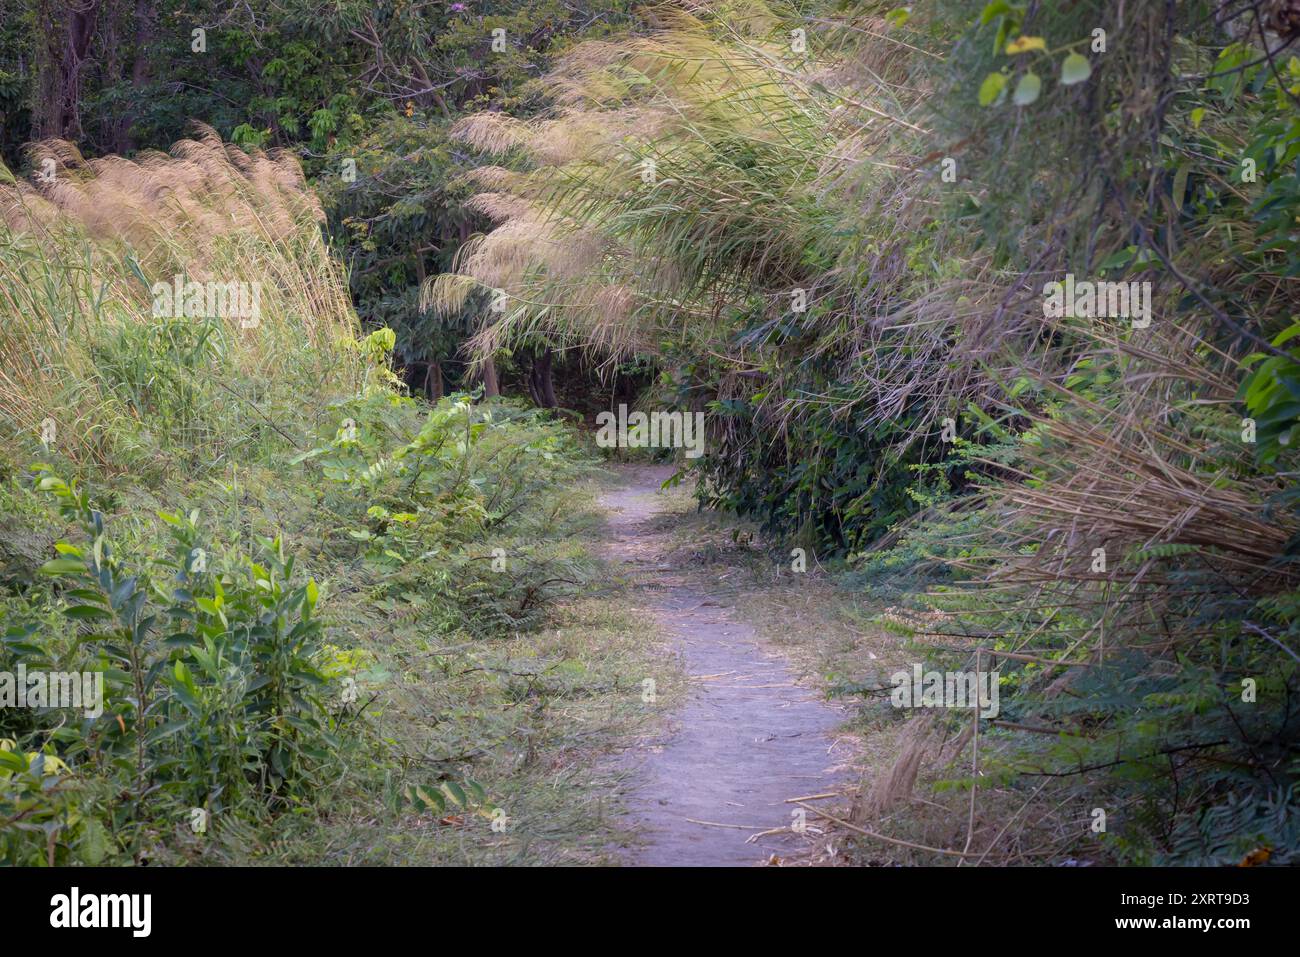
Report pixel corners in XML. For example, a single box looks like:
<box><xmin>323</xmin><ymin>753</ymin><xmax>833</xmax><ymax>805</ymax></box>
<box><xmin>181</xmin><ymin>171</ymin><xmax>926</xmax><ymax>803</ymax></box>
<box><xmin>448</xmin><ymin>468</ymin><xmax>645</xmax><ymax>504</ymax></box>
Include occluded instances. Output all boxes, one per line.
<box><xmin>119</xmin><ymin>0</ymin><xmax>157</xmax><ymax>152</ymax></box>
<box><xmin>481</xmin><ymin>356</ymin><xmax>500</xmax><ymax>398</ymax></box>
<box><xmin>35</xmin><ymin>0</ymin><xmax>103</xmax><ymax>141</ymax></box>
<box><xmin>424</xmin><ymin>361</ymin><xmax>444</xmax><ymax>401</ymax></box>
<box><xmin>530</xmin><ymin>347</ymin><xmax>557</xmax><ymax>408</ymax></box>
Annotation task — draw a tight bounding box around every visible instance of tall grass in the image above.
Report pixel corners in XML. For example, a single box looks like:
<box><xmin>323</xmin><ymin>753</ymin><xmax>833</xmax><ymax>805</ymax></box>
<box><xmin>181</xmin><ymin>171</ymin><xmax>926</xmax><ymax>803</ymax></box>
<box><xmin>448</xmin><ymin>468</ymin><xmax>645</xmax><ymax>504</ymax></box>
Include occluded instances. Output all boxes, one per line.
<box><xmin>433</xmin><ymin>0</ymin><xmax>1300</xmax><ymax>863</ymax></box>
<box><xmin>0</xmin><ymin>124</ymin><xmax>611</xmax><ymax>865</ymax></box>
<box><xmin>0</xmin><ymin>125</ymin><xmax>364</xmax><ymax>475</ymax></box>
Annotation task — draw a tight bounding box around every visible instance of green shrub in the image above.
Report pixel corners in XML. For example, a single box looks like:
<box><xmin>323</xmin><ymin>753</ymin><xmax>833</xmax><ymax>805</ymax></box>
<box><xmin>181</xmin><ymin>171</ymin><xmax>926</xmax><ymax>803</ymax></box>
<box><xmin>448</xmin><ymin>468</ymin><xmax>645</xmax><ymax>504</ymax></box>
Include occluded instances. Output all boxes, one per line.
<box><xmin>0</xmin><ymin>468</ymin><xmax>343</xmax><ymax>864</ymax></box>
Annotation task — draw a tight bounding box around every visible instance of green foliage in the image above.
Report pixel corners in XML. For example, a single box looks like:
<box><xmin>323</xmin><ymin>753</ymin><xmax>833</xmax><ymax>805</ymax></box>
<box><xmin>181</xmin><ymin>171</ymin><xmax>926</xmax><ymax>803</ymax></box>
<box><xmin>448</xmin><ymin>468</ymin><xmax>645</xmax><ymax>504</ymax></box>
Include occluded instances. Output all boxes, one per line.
<box><xmin>0</xmin><ymin>0</ymin><xmax>638</xmax><ymax>395</ymax></box>
<box><xmin>294</xmin><ymin>389</ymin><xmax>596</xmax><ymax>635</ymax></box>
<box><xmin>1</xmin><ymin>377</ymin><xmax>596</xmax><ymax>864</ymax></box>
<box><xmin>0</xmin><ymin>466</ymin><xmax>340</xmax><ymax>864</ymax></box>
<box><xmin>8</xmin><ymin>0</ymin><xmax>1300</xmax><ymax>868</ymax></box>
<box><xmin>0</xmin><ymin>91</ymin><xmax>602</xmax><ymax>862</ymax></box>
<box><xmin>430</xmin><ymin>0</ymin><xmax>1300</xmax><ymax>865</ymax></box>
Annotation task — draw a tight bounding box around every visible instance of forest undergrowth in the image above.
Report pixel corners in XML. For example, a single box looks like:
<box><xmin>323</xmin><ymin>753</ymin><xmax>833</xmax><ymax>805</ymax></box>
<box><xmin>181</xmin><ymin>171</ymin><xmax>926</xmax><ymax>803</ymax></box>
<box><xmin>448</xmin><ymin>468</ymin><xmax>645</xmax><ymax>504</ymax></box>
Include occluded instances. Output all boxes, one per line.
<box><xmin>5</xmin><ymin>0</ymin><xmax>1300</xmax><ymax>868</ymax></box>
<box><xmin>0</xmin><ymin>131</ymin><xmax>669</xmax><ymax>865</ymax></box>
<box><xmin>431</xmin><ymin>0</ymin><xmax>1300</xmax><ymax>865</ymax></box>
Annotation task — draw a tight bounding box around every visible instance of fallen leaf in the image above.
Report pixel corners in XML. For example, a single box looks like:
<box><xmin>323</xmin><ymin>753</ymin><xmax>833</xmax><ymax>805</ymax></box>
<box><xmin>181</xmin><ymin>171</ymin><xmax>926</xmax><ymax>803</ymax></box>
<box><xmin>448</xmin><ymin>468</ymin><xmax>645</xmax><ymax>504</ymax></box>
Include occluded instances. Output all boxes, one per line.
<box><xmin>1239</xmin><ymin>847</ymin><xmax>1271</xmax><ymax>867</ymax></box>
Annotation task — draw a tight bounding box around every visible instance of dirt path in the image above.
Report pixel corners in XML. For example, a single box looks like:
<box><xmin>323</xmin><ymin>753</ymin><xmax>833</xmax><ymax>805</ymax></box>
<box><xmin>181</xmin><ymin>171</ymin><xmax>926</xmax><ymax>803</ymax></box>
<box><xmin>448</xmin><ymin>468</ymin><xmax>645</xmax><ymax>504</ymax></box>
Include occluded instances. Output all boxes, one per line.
<box><xmin>601</xmin><ymin>464</ymin><xmax>851</xmax><ymax>866</ymax></box>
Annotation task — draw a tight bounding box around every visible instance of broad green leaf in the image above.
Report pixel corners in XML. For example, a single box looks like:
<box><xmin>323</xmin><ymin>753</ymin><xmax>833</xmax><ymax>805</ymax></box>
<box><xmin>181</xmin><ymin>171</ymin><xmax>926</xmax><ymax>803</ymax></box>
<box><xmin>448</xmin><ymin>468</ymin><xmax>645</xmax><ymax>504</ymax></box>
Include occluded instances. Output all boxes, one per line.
<box><xmin>1060</xmin><ymin>52</ymin><xmax>1091</xmax><ymax>85</ymax></box>
<box><xmin>979</xmin><ymin>72</ymin><xmax>1007</xmax><ymax>106</ymax></box>
<box><xmin>1013</xmin><ymin>72</ymin><xmax>1042</xmax><ymax>105</ymax></box>
<box><xmin>440</xmin><ymin>781</ymin><xmax>467</xmax><ymax>807</ymax></box>
<box><xmin>1172</xmin><ymin>164</ymin><xmax>1190</xmax><ymax>211</ymax></box>
<box><xmin>64</xmin><ymin>605</ymin><xmax>113</xmax><ymax>620</ymax></box>
<box><xmin>79</xmin><ymin>817</ymin><xmax>108</xmax><ymax>865</ymax></box>
<box><xmin>0</xmin><ymin>749</ymin><xmax>27</xmax><ymax>771</ymax></box>
<box><xmin>412</xmin><ymin>785</ymin><xmax>445</xmax><ymax>813</ymax></box>
<box><xmin>40</xmin><ymin>558</ymin><xmax>86</xmax><ymax>576</ymax></box>
<box><xmin>1272</xmin><ymin>323</ymin><xmax>1300</xmax><ymax>346</ymax></box>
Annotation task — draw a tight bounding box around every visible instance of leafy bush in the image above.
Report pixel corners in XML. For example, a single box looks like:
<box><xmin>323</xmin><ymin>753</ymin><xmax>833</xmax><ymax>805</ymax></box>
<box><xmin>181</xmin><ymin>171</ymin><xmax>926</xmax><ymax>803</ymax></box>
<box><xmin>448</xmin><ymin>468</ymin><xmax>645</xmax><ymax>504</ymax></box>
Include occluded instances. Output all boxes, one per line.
<box><xmin>294</xmin><ymin>387</ymin><xmax>597</xmax><ymax>637</ymax></box>
<box><xmin>0</xmin><ymin>468</ymin><xmax>342</xmax><ymax>864</ymax></box>
<box><xmin>0</xmin><ymin>103</ymin><xmax>606</xmax><ymax>864</ymax></box>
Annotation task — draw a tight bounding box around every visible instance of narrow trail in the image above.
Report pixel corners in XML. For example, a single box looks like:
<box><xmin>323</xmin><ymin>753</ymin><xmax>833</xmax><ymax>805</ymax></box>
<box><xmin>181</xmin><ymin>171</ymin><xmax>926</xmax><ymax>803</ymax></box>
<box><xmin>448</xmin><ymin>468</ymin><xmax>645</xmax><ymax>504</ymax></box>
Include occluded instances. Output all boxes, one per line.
<box><xmin>600</xmin><ymin>464</ymin><xmax>852</xmax><ymax>866</ymax></box>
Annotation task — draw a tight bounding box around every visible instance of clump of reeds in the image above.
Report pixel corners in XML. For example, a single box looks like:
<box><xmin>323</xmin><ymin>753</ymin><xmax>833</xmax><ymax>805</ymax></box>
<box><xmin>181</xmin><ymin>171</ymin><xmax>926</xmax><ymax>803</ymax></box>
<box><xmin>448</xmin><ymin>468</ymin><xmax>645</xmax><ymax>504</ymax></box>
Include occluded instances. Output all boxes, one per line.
<box><xmin>0</xmin><ymin>125</ymin><xmax>363</xmax><ymax>473</ymax></box>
